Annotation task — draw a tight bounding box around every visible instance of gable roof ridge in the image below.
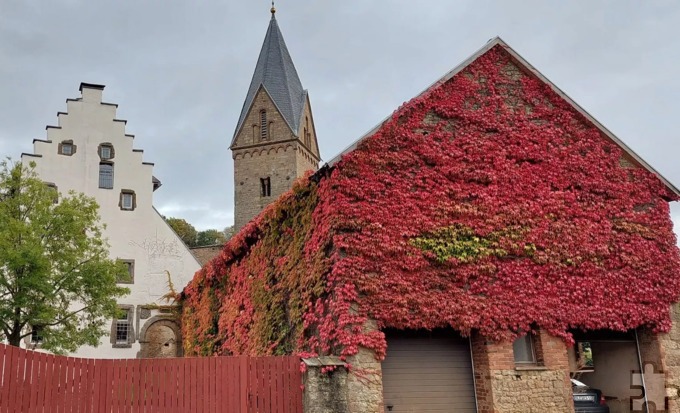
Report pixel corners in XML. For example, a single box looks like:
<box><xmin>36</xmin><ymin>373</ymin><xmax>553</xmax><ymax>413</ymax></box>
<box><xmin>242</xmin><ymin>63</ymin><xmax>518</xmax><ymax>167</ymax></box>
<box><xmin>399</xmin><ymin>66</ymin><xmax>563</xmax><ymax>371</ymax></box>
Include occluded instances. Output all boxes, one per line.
<box><xmin>326</xmin><ymin>37</ymin><xmax>679</xmax><ymax>196</ymax></box>
<box><xmin>326</xmin><ymin>37</ymin><xmax>502</xmax><ymax>166</ymax></box>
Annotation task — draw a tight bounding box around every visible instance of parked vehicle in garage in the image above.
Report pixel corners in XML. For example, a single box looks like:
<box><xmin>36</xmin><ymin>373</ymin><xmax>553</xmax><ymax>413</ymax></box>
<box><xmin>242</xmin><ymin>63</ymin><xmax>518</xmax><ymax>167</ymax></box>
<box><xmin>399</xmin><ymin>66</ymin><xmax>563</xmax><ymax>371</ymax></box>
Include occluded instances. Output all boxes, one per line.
<box><xmin>571</xmin><ymin>379</ymin><xmax>610</xmax><ymax>413</ymax></box>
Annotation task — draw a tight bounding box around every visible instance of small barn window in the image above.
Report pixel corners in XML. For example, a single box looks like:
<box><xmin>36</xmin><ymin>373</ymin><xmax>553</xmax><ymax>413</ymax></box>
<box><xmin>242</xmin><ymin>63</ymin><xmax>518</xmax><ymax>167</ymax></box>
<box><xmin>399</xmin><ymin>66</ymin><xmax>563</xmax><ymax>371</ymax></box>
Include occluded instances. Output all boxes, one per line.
<box><xmin>513</xmin><ymin>334</ymin><xmax>537</xmax><ymax>364</ymax></box>
<box><xmin>99</xmin><ymin>163</ymin><xmax>114</xmax><ymax>189</ymax></box>
<box><xmin>574</xmin><ymin>341</ymin><xmax>595</xmax><ymax>371</ymax></box>
<box><xmin>260</xmin><ymin>110</ymin><xmax>268</xmax><ymax>140</ymax></box>
<box><xmin>260</xmin><ymin>177</ymin><xmax>271</xmax><ymax>197</ymax></box>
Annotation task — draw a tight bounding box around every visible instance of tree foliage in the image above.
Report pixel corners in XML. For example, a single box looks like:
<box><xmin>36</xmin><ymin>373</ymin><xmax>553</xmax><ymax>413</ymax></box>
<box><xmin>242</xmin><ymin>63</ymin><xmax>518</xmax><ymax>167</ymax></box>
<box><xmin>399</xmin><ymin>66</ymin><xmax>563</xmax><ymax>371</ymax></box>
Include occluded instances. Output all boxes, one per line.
<box><xmin>196</xmin><ymin>229</ymin><xmax>227</xmax><ymax>247</ymax></box>
<box><xmin>166</xmin><ymin>217</ymin><xmax>198</xmax><ymax>247</ymax></box>
<box><xmin>0</xmin><ymin>161</ymin><xmax>129</xmax><ymax>353</ymax></box>
<box><xmin>165</xmin><ymin>216</ymin><xmax>229</xmax><ymax>247</ymax></box>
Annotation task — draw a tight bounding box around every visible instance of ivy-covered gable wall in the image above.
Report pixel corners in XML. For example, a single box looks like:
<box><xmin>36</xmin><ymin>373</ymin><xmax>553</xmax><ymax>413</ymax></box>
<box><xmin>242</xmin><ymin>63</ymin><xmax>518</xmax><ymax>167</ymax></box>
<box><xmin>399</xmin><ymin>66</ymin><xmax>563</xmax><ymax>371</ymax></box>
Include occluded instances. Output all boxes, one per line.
<box><xmin>181</xmin><ymin>44</ymin><xmax>680</xmax><ymax>361</ymax></box>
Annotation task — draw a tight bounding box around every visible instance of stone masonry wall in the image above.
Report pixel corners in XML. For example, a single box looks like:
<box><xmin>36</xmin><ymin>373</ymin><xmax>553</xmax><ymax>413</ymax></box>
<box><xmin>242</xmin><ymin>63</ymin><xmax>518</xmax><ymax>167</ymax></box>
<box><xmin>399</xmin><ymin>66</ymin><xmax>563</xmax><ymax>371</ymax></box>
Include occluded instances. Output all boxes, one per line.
<box><xmin>345</xmin><ymin>348</ymin><xmax>383</xmax><ymax>413</ymax></box>
<box><xmin>233</xmin><ymin>89</ymin><xmax>296</xmax><ymax>149</ymax></box>
<box><xmin>232</xmin><ymin>89</ymin><xmax>318</xmax><ymax>230</ymax></box>
<box><xmin>660</xmin><ymin>303</ymin><xmax>680</xmax><ymax>412</ymax></box>
<box><xmin>638</xmin><ymin>303</ymin><xmax>680</xmax><ymax>413</ymax></box>
<box><xmin>303</xmin><ymin>348</ymin><xmax>383</xmax><ymax>413</ymax></box>
<box><xmin>473</xmin><ymin>330</ymin><xmax>574</xmax><ymax>413</ymax></box>
<box><xmin>233</xmin><ymin>146</ymin><xmax>298</xmax><ymax>230</ymax></box>
<box><xmin>304</xmin><ymin>364</ymin><xmax>350</xmax><ymax>413</ymax></box>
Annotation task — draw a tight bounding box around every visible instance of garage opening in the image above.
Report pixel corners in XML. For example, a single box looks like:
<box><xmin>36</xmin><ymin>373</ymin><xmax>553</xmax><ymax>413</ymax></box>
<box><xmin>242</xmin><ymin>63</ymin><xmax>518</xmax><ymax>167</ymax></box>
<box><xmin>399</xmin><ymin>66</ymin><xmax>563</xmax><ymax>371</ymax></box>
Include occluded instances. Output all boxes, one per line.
<box><xmin>382</xmin><ymin>329</ymin><xmax>476</xmax><ymax>413</ymax></box>
<box><xmin>569</xmin><ymin>330</ymin><xmax>643</xmax><ymax>413</ymax></box>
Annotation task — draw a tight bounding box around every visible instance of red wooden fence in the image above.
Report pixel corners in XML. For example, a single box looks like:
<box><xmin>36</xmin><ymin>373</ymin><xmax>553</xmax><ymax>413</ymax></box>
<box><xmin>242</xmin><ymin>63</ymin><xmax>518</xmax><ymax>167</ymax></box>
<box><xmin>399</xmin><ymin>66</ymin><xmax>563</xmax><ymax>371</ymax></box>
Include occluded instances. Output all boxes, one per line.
<box><xmin>0</xmin><ymin>343</ymin><xmax>303</xmax><ymax>413</ymax></box>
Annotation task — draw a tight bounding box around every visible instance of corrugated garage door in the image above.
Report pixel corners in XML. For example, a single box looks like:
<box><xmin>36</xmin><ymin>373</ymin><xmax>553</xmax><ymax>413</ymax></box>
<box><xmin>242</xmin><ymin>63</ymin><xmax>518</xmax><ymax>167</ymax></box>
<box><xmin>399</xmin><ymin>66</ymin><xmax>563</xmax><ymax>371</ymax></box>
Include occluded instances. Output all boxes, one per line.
<box><xmin>382</xmin><ymin>330</ymin><xmax>476</xmax><ymax>413</ymax></box>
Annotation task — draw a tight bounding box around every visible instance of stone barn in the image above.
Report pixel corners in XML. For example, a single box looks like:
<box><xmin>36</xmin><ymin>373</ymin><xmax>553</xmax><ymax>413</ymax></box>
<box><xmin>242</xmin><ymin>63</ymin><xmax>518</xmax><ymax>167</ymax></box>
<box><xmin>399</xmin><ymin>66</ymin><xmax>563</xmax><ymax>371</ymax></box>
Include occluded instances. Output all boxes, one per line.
<box><xmin>181</xmin><ymin>37</ymin><xmax>680</xmax><ymax>413</ymax></box>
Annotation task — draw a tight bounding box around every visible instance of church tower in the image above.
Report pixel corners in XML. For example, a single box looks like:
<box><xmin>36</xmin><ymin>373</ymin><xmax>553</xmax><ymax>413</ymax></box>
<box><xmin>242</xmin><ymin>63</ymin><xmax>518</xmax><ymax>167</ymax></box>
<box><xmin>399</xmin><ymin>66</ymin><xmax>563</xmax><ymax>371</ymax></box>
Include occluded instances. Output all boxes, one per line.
<box><xmin>231</xmin><ymin>6</ymin><xmax>321</xmax><ymax>230</ymax></box>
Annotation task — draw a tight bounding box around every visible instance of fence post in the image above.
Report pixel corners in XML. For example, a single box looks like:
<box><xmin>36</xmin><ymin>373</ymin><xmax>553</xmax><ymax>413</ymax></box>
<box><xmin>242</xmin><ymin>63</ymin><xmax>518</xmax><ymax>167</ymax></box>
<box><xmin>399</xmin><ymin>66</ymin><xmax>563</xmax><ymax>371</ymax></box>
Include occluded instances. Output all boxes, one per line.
<box><xmin>302</xmin><ymin>356</ymin><xmax>349</xmax><ymax>413</ymax></box>
<box><xmin>302</xmin><ymin>349</ymin><xmax>383</xmax><ymax>413</ymax></box>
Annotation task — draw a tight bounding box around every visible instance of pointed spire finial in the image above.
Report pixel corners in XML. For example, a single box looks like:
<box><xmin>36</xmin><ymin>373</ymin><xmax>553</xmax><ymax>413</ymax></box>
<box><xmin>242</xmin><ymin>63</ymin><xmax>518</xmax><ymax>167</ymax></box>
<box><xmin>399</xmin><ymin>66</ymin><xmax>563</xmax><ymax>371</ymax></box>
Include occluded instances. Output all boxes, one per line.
<box><xmin>270</xmin><ymin>1</ymin><xmax>276</xmax><ymax>16</ymax></box>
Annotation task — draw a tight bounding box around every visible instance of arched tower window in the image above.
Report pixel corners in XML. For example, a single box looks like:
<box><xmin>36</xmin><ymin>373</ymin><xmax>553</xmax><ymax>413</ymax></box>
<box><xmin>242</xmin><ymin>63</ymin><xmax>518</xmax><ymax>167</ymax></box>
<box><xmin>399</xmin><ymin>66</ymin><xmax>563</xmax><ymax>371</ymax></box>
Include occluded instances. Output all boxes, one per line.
<box><xmin>260</xmin><ymin>110</ymin><xmax>268</xmax><ymax>140</ymax></box>
<box><xmin>304</xmin><ymin>116</ymin><xmax>311</xmax><ymax>147</ymax></box>
<box><xmin>260</xmin><ymin>177</ymin><xmax>271</xmax><ymax>197</ymax></box>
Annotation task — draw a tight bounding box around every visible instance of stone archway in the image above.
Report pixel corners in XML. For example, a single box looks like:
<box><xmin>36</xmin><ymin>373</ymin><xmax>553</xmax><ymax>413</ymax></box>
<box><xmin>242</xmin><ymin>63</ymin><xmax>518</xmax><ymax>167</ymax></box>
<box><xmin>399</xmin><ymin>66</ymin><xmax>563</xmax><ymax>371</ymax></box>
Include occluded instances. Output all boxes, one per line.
<box><xmin>138</xmin><ymin>316</ymin><xmax>183</xmax><ymax>358</ymax></box>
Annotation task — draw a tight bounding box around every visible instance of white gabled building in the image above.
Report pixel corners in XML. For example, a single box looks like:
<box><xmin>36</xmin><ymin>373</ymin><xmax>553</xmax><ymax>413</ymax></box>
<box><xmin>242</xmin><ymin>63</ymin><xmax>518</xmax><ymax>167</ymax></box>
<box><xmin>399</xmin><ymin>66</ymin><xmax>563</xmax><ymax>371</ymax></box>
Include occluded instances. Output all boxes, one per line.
<box><xmin>21</xmin><ymin>83</ymin><xmax>201</xmax><ymax>359</ymax></box>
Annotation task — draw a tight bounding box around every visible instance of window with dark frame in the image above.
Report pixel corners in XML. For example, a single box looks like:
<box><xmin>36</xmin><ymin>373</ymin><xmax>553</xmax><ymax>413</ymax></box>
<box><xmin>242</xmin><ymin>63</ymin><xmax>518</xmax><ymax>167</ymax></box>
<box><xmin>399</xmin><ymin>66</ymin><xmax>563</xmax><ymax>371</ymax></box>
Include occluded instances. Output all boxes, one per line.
<box><xmin>30</xmin><ymin>326</ymin><xmax>44</xmax><ymax>344</ymax></box>
<box><xmin>111</xmin><ymin>305</ymin><xmax>134</xmax><ymax>348</ymax></box>
<box><xmin>260</xmin><ymin>177</ymin><xmax>271</xmax><ymax>197</ymax></box>
<box><xmin>44</xmin><ymin>182</ymin><xmax>58</xmax><ymax>204</ymax></box>
<box><xmin>575</xmin><ymin>341</ymin><xmax>595</xmax><ymax>371</ymax></box>
<box><xmin>513</xmin><ymin>334</ymin><xmax>537</xmax><ymax>364</ymax></box>
<box><xmin>58</xmin><ymin>140</ymin><xmax>76</xmax><ymax>156</ymax></box>
<box><xmin>116</xmin><ymin>259</ymin><xmax>135</xmax><ymax>284</ymax></box>
<box><xmin>122</xmin><ymin>193</ymin><xmax>133</xmax><ymax>209</ymax></box>
<box><xmin>99</xmin><ymin>163</ymin><xmax>114</xmax><ymax>189</ymax></box>
<box><xmin>115</xmin><ymin>308</ymin><xmax>131</xmax><ymax>344</ymax></box>
<box><xmin>119</xmin><ymin>190</ymin><xmax>136</xmax><ymax>211</ymax></box>
<box><xmin>260</xmin><ymin>110</ymin><xmax>268</xmax><ymax>140</ymax></box>
<box><xmin>98</xmin><ymin>143</ymin><xmax>114</xmax><ymax>160</ymax></box>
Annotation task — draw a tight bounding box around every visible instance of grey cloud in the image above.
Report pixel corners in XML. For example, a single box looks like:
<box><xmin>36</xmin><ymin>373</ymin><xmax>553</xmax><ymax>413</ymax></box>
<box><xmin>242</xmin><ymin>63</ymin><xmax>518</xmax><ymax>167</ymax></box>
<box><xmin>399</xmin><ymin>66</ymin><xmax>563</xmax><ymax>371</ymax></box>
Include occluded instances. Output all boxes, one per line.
<box><xmin>1</xmin><ymin>1</ymin><xmax>679</xmax><ymax>236</ymax></box>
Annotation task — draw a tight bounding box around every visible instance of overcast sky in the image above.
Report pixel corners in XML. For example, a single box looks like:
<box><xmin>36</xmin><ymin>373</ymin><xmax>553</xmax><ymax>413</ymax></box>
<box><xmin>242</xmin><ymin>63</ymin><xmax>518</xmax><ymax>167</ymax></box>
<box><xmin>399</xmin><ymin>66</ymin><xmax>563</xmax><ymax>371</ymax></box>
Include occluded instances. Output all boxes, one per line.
<box><xmin>1</xmin><ymin>1</ymin><xmax>679</xmax><ymax>238</ymax></box>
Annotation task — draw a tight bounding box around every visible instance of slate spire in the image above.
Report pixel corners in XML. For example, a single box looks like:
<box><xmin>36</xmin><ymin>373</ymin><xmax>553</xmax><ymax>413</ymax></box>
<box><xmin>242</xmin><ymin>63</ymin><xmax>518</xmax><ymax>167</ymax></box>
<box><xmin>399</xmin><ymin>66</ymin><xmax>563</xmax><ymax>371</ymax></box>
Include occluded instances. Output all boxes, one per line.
<box><xmin>232</xmin><ymin>9</ymin><xmax>306</xmax><ymax>142</ymax></box>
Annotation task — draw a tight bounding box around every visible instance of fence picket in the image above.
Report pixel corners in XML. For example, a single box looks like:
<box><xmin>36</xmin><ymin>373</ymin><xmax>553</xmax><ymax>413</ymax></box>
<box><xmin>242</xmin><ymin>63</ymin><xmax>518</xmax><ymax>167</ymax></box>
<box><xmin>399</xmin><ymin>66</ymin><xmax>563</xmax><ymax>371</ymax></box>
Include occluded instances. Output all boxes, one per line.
<box><xmin>115</xmin><ymin>357</ymin><xmax>123</xmax><ymax>413</ymax></box>
<box><xmin>217</xmin><ymin>357</ymin><xmax>225</xmax><ymax>413</ymax></box>
<box><xmin>67</xmin><ymin>357</ymin><xmax>77</xmax><ymax>413</ymax></box>
<box><xmin>51</xmin><ymin>353</ymin><xmax>63</xmax><ymax>413</ymax></box>
<box><xmin>178</xmin><ymin>357</ymin><xmax>184</xmax><ymax>412</ymax></box>
<box><xmin>260</xmin><ymin>357</ymin><xmax>268</xmax><ymax>413</ymax></box>
<box><xmin>14</xmin><ymin>345</ymin><xmax>24</xmax><ymax>413</ymax></box>
<box><xmin>103</xmin><ymin>360</ymin><xmax>114</xmax><ymax>413</ymax></box>
<box><xmin>81</xmin><ymin>356</ymin><xmax>90</xmax><ymax>413</ymax></box>
<box><xmin>82</xmin><ymin>357</ymin><xmax>90</xmax><ymax>413</ymax></box>
<box><xmin>2</xmin><ymin>346</ymin><xmax>15</xmax><ymax>413</ymax></box>
<box><xmin>207</xmin><ymin>356</ymin><xmax>215</xmax><ymax>413</ymax></box>
<box><xmin>163</xmin><ymin>359</ymin><xmax>171</xmax><ymax>412</ymax></box>
<box><xmin>84</xmin><ymin>358</ymin><xmax>91</xmax><ymax>411</ymax></box>
<box><xmin>151</xmin><ymin>359</ymin><xmax>158</xmax><ymax>411</ymax></box>
<box><xmin>229</xmin><ymin>357</ymin><xmax>237</xmax><ymax>413</ymax></box>
<box><xmin>74</xmin><ymin>356</ymin><xmax>83</xmax><ymax>413</ymax></box>
<box><xmin>0</xmin><ymin>345</ymin><xmax>5</xmax><ymax>413</ymax></box>
<box><xmin>23</xmin><ymin>348</ymin><xmax>33</xmax><ymax>412</ymax></box>
<box><xmin>153</xmin><ymin>358</ymin><xmax>159</xmax><ymax>412</ymax></box>
<box><xmin>33</xmin><ymin>352</ymin><xmax>46</xmax><ymax>413</ymax></box>
<box><xmin>247</xmin><ymin>357</ymin><xmax>255</xmax><ymax>413</ymax></box>
<box><xmin>69</xmin><ymin>356</ymin><xmax>77</xmax><ymax>413</ymax></box>
<box><xmin>202</xmin><ymin>357</ymin><xmax>209</xmax><ymax>413</ymax></box>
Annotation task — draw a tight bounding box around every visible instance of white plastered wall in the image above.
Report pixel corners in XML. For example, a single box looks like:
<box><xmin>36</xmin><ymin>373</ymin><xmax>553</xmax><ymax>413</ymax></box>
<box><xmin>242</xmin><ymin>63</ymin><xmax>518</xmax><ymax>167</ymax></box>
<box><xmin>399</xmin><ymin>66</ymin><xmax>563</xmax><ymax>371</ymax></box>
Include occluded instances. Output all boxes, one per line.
<box><xmin>20</xmin><ymin>84</ymin><xmax>201</xmax><ymax>358</ymax></box>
